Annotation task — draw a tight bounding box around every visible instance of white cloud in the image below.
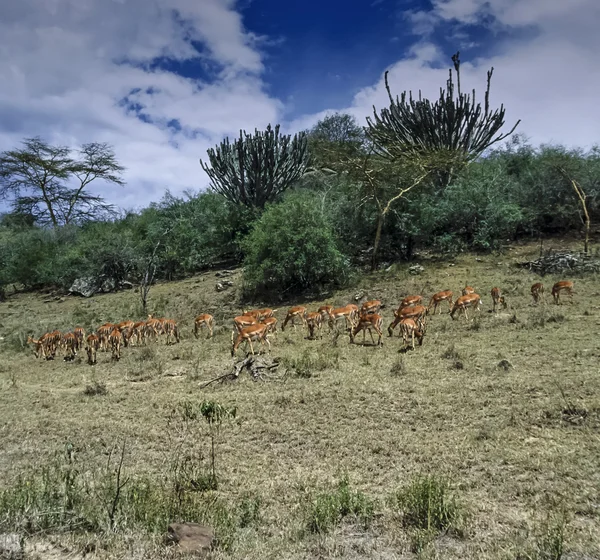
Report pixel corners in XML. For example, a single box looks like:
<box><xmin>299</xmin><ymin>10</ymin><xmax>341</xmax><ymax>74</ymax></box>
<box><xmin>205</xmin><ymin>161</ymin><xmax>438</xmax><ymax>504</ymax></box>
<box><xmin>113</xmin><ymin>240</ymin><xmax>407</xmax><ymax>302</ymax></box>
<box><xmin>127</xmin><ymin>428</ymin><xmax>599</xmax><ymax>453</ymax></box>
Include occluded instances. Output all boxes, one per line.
<box><xmin>291</xmin><ymin>0</ymin><xmax>600</xmax><ymax>152</ymax></box>
<box><xmin>0</xmin><ymin>0</ymin><xmax>280</xmax><ymax>211</ymax></box>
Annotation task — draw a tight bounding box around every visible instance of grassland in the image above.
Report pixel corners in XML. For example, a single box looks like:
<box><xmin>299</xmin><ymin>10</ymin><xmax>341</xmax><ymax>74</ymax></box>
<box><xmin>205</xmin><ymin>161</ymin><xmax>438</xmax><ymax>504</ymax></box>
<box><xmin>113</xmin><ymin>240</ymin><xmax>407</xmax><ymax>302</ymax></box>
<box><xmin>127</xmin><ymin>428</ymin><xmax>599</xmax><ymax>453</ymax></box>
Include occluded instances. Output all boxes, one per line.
<box><xmin>1</xmin><ymin>239</ymin><xmax>600</xmax><ymax>559</ymax></box>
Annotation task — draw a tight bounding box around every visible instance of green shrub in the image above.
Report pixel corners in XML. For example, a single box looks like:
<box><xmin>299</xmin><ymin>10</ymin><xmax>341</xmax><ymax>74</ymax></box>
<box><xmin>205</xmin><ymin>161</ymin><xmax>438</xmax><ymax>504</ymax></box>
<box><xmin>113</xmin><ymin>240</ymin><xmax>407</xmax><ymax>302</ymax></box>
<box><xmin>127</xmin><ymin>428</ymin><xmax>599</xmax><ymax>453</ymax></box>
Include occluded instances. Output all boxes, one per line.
<box><xmin>306</xmin><ymin>475</ymin><xmax>374</xmax><ymax>534</ymax></box>
<box><xmin>242</xmin><ymin>191</ymin><xmax>351</xmax><ymax>298</ymax></box>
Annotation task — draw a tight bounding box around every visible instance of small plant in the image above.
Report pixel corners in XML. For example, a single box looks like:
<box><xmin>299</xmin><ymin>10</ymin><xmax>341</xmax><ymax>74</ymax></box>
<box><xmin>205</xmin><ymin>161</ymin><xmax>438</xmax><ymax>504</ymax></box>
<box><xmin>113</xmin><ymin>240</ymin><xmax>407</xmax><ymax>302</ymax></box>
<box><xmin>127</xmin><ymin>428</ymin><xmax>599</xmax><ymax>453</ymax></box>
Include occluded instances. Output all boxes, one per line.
<box><xmin>238</xmin><ymin>493</ymin><xmax>261</xmax><ymax>528</ymax></box>
<box><xmin>306</xmin><ymin>475</ymin><xmax>374</xmax><ymax>534</ymax></box>
<box><xmin>516</xmin><ymin>512</ymin><xmax>568</xmax><ymax>560</ymax></box>
<box><xmin>392</xmin><ymin>475</ymin><xmax>463</xmax><ymax>535</ymax></box>
<box><xmin>83</xmin><ymin>380</ymin><xmax>108</xmax><ymax>396</ymax></box>
<box><xmin>390</xmin><ymin>356</ymin><xmax>406</xmax><ymax>376</ymax></box>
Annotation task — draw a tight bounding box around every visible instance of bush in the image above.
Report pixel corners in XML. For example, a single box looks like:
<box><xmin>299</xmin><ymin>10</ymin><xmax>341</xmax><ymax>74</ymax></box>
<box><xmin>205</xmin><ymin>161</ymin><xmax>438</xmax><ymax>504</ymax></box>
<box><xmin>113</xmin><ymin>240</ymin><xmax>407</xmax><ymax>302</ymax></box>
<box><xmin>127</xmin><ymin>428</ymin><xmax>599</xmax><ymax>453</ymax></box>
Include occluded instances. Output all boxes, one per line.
<box><xmin>242</xmin><ymin>191</ymin><xmax>351</xmax><ymax>298</ymax></box>
<box><xmin>306</xmin><ymin>475</ymin><xmax>374</xmax><ymax>534</ymax></box>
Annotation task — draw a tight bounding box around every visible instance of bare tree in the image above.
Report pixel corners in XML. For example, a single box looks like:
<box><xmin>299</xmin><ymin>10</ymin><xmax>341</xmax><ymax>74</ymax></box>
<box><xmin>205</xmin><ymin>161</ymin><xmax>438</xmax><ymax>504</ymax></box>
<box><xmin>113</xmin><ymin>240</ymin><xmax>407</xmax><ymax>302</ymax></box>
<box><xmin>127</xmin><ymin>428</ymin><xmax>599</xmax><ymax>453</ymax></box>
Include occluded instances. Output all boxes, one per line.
<box><xmin>0</xmin><ymin>137</ymin><xmax>125</xmax><ymax>227</ymax></box>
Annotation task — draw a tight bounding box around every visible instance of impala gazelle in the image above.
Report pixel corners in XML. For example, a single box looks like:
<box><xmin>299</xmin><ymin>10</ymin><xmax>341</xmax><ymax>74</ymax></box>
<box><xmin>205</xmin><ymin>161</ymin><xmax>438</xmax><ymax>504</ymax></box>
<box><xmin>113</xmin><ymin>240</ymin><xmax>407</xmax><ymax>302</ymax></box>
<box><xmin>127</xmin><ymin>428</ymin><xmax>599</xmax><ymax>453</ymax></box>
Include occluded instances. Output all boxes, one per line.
<box><xmin>231</xmin><ymin>323</ymin><xmax>270</xmax><ymax>357</ymax></box>
<box><xmin>462</xmin><ymin>286</ymin><xmax>475</xmax><ymax>296</ymax></box>
<box><xmin>232</xmin><ymin>314</ymin><xmax>258</xmax><ymax>343</ymax></box>
<box><xmin>450</xmin><ymin>293</ymin><xmax>482</xmax><ymax>320</ymax></box>
<box><xmin>399</xmin><ymin>317</ymin><xmax>426</xmax><ymax>350</ymax></box>
<box><xmin>305</xmin><ymin>312</ymin><xmax>323</xmax><ymax>339</ymax></box>
<box><xmin>551</xmin><ymin>281</ymin><xmax>574</xmax><ymax>305</ymax></box>
<box><xmin>86</xmin><ymin>333</ymin><xmax>100</xmax><ymax>365</ymax></box>
<box><xmin>428</xmin><ymin>291</ymin><xmax>453</xmax><ymax>315</ymax></box>
<box><xmin>350</xmin><ymin>313</ymin><xmax>383</xmax><ymax>346</ymax></box>
<box><xmin>388</xmin><ymin>304</ymin><xmax>427</xmax><ymax>336</ymax></box>
<box><xmin>327</xmin><ymin>305</ymin><xmax>357</xmax><ymax>332</ymax></box>
<box><xmin>194</xmin><ymin>314</ymin><xmax>214</xmax><ymax>339</ymax></box>
<box><xmin>107</xmin><ymin>328</ymin><xmax>122</xmax><ymax>360</ymax></box>
<box><xmin>360</xmin><ymin>300</ymin><xmax>382</xmax><ymax>315</ymax></box>
<box><xmin>27</xmin><ymin>335</ymin><xmax>47</xmax><ymax>359</ymax></box>
<box><xmin>61</xmin><ymin>332</ymin><xmax>78</xmax><ymax>361</ymax></box>
<box><xmin>399</xmin><ymin>295</ymin><xmax>423</xmax><ymax>309</ymax></box>
<box><xmin>281</xmin><ymin>306</ymin><xmax>307</xmax><ymax>332</ymax></box>
<box><xmin>491</xmin><ymin>287</ymin><xmax>507</xmax><ymax>312</ymax></box>
<box><xmin>531</xmin><ymin>282</ymin><xmax>544</xmax><ymax>305</ymax></box>
<box><xmin>260</xmin><ymin>317</ymin><xmax>278</xmax><ymax>339</ymax></box>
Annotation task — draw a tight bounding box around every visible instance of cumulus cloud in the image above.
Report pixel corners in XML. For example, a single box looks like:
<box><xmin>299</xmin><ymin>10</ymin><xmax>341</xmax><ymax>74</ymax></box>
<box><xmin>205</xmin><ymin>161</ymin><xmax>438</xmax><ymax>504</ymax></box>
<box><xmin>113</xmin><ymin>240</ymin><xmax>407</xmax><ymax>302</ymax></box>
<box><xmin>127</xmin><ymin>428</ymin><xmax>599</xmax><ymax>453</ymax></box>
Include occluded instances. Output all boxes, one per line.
<box><xmin>0</xmin><ymin>0</ymin><xmax>281</xmax><ymax>210</ymax></box>
<box><xmin>291</xmin><ymin>0</ymin><xmax>600</xmax><ymax>152</ymax></box>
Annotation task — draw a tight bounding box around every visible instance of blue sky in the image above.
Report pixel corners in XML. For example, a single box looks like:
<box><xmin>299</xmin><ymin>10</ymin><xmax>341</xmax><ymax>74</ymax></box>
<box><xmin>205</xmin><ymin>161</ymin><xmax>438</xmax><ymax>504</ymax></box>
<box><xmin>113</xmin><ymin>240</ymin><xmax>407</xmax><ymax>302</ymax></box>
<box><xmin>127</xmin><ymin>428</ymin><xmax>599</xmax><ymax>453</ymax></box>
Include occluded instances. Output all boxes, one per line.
<box><xmin>0</xmin><ymin>0</ymin><xmax>599</xmax><ymax>211</ymax></box>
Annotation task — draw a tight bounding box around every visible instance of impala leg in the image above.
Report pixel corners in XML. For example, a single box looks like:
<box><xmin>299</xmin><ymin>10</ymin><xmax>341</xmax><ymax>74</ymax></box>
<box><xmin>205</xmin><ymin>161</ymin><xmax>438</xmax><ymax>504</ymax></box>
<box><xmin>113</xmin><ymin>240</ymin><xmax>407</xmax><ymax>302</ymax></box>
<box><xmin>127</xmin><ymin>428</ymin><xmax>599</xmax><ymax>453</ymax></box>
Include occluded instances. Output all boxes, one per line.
<box><xmin>248</xmin><ymin>338</ymin><xmax>255</xmax><ymax>356</ymax></box>
<box><xmin>368</xmin><ymin>328</ymin><xmax>375</xmax><ymax>346</ymax></box>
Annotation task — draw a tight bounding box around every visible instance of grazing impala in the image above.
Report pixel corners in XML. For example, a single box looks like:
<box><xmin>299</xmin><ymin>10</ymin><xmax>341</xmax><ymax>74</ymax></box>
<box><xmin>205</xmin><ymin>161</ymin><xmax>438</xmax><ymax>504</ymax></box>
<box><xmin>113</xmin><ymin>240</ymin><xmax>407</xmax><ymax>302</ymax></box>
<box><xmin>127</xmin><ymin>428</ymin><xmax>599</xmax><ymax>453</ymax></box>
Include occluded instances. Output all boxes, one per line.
<box><xmin>281</xmin><ymin>306</ymin><xmax>307</xmax><ymax>331</ymax></box>
<box><xmin>400</xmin><ymin>295</ymin><xmax>423</xmax><ymax>309</ymax></box>
<box><xmin>86</xmin><ymin>334</ymin><xmax>100</xmax><ymax>365</ymax></box>
<box><xmin>231</xmin><ymin>323</ymin><xmax>270</xmax><ymax>357</ymax></box>
<box><xmin>531</xmin><ymin>282</ymin><xmax>544</xmax><ymax>305</ymax></box>
<box><xmin>73</xmin><ymin>327</ymin><xmax>86</xmax><ymax>351</ymax></box>
<box><xmin>108</xmin><ymin>328</ymin><xmax>122</xmax><ymax>360</ymax></box>
<box><xmin>399</xmin><ymin>318</ymin><xmax>426</xmax><ymax>350</ymax></box>
<box><xmin>350</xmin><ymin>313</ymin><xmax>383</xmax><ymax>346</ymax></box>
<box><xmin>318</xmin><ymin>305</ymin><xmax>334</xmax><ymax>330</ymax></box>
<box><xmin>328</xmin><ymin>305</ymin><xmax>356</xmax><ymax>331</ymax></box>
<box><xmin>462</xmin><ymin>286</ymin><xmax>475</xmax><ymax>296</ymax></box>
<box><xmin>61</xmin><ymin>332</ymin><xmax>78</xmax><ymax>361</ymax></box>
<box><xmin>552</xmin><ymin>281</ymin><xmax>574</xmax><ymax>304</ymax></box>
<box><xmin>360</xmin><ymin>300</ymin><xmax>382</xmax><ymax>315</ymax></box>
<box><xmin>97</xmin><ymin>323</ymin><xmax>115</xmax><ymax>351</ymax></box>
<box><xmin>428</xmin><ymin>291</ymin><xmax>454</xmax><ymax>315</ymax></box>
<box><xmin>261</xmin><ymin>317</ymin><xmax>278</xmax><ymax>339</ymax></box>
<box><xmin>194</xmin><ymin>314</ymin><xmax>214</xmax><ymax>338</ymax></box>
<box><xmin>450</xmin><ymin>293</ymin><xmax>482</xmax><ymax>320</ymax></box>
<box><xmin>491</xmin><ymin>287</ymin><xmax>507</xmax><ymax>312</ymax></box>
<box><xmin>27</xmin><ymin>335</ymin><xmax>47</xmax><ymax>359</ymax></box>
<box><xmin>232</xmin><ymin>315</ymin><xmax>258</xmax><ymax>342</ymax></box>
<box><xmin>164</xmin><ymin>319</ymin><xmax>180</xmax><ymax>345</ymax></box>
<box><xmin>305</xmin><ymin>312</ymin><xmax>323</xmax><ymax>340</ymax></box>
<box><xmin>388</xmin><ymin>304</ymin><xmax>427</xmax><ymax>336</ymax></box>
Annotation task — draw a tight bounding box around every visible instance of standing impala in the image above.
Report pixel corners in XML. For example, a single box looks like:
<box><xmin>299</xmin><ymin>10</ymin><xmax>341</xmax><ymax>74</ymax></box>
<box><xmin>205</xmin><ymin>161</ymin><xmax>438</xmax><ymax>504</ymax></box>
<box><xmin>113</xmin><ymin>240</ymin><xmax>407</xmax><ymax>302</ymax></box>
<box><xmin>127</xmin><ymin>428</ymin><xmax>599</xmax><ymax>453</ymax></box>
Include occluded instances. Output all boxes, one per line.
<box><xmin>231</xmin><ymin>323</ymin><xmax>270</xmax><ymax>357</ymax></box>
<box><xmin>388</xmin><ymin>304</ymin><xmax>427</xmax><ymax>336</ymax></box>
<box><xmin>428</xmin><ymin>291</ymin><xmax>453</xmax><ymax>315</ymax></box>
<box><xmin>399</xmin><ymin>318</ymin><xmax>426</xmax><ymax>350</ymax></box>
<box><xmin>281</xmin><ymin>306</ymin><xmax>307</xmax><ymax>332</ymax></box>
<box><xmin>350</xmin><ymin>313</ymin><xmax>383</xmax><ymax>346</ymax></box>
<box><xmin>531</xmin><ymin>282</ymin><xmax>544</xmax><ymax>305</ymax></box>
<box><xmin>450</xmin><ymin>293</ymin><xmax>482</xmax><ymax>320</ymax></box>
<box><xmin>491</xmin><ymin>287</ymin><xmax>507</xmax><ymax>312</ymax></box>
<box><xmin>551</xmin><ymin>281</ymin><xmax>574</xmax><ymax>304</ymax></box>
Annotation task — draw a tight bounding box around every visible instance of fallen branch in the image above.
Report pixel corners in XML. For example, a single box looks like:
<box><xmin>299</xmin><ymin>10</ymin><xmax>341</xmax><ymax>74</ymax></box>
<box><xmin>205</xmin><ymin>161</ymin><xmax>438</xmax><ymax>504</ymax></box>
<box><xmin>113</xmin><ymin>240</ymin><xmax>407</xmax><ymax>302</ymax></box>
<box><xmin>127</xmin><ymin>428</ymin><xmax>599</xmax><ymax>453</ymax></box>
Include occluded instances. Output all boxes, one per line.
<box><xmin>199</xmin><ymin>355</ymin><xmax>281</xmax><ymax>388</ymax></box>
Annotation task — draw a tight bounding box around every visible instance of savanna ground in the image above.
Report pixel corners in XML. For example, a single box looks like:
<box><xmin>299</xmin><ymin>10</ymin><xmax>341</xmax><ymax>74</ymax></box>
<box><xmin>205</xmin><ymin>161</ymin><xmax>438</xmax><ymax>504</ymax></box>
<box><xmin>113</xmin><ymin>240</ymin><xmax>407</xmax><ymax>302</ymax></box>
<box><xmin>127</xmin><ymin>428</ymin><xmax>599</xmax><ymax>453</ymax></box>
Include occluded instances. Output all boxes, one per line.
<box><xmin>1</xmin><ymin>238</ymin><xmax>600</xmax><ymax>559</ymax></box>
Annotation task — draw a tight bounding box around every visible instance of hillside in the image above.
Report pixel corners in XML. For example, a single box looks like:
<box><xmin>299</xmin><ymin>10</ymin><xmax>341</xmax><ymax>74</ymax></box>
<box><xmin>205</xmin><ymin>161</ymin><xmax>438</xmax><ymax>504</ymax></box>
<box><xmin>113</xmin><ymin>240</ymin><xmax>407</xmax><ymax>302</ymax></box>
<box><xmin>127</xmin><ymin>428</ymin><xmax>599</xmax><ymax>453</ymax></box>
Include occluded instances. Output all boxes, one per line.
<box><xmin>1</xmin><ymin>239</ymin><xmax>599</xmax><ymax>559</ymax></box>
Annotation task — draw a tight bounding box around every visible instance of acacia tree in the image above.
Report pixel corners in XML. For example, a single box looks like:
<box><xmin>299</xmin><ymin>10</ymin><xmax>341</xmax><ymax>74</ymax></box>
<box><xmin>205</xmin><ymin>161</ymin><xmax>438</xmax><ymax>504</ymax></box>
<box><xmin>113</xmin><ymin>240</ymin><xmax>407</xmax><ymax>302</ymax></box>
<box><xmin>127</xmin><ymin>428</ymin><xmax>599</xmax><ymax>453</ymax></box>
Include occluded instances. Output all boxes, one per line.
<box><xmin>0</xmin><ymin>138</ymin><xmax>125</xmax><ymax>227</ymax></box>
<box><xmin>365</xmin><ymin>52</ymin><xmax>520</xmax><ymax>190</ymax></box>
<box><xmin>200</xmin><ymin>124</ymin><xmax>310</xmax><ymax>210</ymax></box>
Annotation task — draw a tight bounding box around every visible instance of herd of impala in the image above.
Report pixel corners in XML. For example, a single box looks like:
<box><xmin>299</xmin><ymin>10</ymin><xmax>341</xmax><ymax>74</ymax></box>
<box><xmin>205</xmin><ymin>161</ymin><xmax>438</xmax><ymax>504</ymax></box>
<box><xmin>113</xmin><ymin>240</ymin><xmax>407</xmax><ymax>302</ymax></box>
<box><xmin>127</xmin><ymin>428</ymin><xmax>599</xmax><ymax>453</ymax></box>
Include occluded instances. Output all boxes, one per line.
<box><xmin>26</xmin><ymin>280</ymin><xmax>574</xmax><ymax>363</ymax></box>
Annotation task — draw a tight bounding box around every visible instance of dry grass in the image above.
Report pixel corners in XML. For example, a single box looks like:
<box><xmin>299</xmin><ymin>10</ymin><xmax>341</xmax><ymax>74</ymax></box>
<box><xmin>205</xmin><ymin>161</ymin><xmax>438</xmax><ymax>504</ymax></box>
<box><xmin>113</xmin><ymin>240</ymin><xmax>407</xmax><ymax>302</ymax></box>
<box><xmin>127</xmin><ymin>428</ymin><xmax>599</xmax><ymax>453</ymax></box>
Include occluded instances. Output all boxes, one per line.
<box><xmin>1</xmin><ymin>240</ymin><xmax>600</xmax><ymax>559</ymax></box>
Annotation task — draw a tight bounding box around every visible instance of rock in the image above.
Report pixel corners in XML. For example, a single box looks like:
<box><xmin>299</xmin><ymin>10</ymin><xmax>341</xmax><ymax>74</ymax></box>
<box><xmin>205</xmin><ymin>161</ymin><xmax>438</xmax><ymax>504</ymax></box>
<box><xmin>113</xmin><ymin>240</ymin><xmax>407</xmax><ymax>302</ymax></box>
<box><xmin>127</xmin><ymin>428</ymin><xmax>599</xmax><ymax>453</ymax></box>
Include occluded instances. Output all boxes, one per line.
<box><xmin>167</xmin><ymin>523</ymin><xmax>214</xmax><ymax>555</ymax></box>
<box><xmin>0</xmin><ymin>533</ymin><xmax>23</xmax><ymax>560</ymax></box>
<box><xmin>354</xmin><ymin>291</ymin><xmax>365</xmax><ymax>301</ymax></box>
<box><xmin>408</xmin><ymin>264</ymin><xmax>424</xmax><ymax>275</ymax></box>
<box><xmin>497</xmin><ymin>359</ymin><xmax>513</xmax><ymax>371</ymax></box>
<box><xmin>100</xmin><ymin>277</ymin><xmax>117</xmax><ymax>293</ymax></box>
<box><xmin>216</xmin><ymin>280</ymin><xmax>233</xmax><ymax>292</ymax></box>
<box><xmin>216</xmin><ymin>283</ymin><xmax>225</xmax><ymax>292</ymax></box>
<box><xmin>120</xmin><ymin>280</ymin><xmax>134</xmax><ymax>290</ymax></box>
<box><xmin>69</xmin><ymin>277</ymin><xmax>99</xmax><ymax>298</ymax></box>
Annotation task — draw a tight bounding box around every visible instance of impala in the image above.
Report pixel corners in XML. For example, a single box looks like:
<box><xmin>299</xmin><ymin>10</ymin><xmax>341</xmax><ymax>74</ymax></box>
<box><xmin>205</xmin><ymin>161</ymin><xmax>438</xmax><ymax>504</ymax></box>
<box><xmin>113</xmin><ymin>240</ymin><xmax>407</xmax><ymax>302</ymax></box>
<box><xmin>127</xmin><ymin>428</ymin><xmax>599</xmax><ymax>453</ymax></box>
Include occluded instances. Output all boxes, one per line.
<box><xmin>164</xmin><ymin>319</ymin><xmax>180</xmax><ymax>345</ymax></box>
<box><xmin>194</xmin><ymin>314</ymin><xmax>214</xmax><ymax>338</ymax></box>
<box><xmin>231</xmin><ymin>323</ymin><xmax>270</xmax><ymax>357</ymax></box>
<box><xmin>360</xmin><ymin>300</ymin><xmax>381</xmax><ymax>315</ymax></box>
<box><xmin>350</xmin><ymin>313</ymin><xmax>383</xmax><ymax>346</ymax></box>
<box><xmin>552</xmin><ymin>281</ymin><xmax>574</xmax><ymax>304</ymax></box>
<box><xmin>305</xmin><ymin>312</ymin><xmax>323</xmax><ymax>339</ymax></box>
<box><xmin>388</xmin><ymin>304</ymin><xmax>427</xmax><ymax>336</ymax></box>
<box><xmin>86</xmin><ymin>333</ymin><xmax>100</xmax><ymax>365</ymax></box>
<box><xmin>531</xmin><ymin>282</ymin><xmax>544</xmax><ymax>305</ymax></box>
<box><xmin>61</xmin><ymin>332</ymin><xmax>78</xmax><ymax>361</ymax></box>
<box><xmin>97</xmin><ymin>323</ymin><xmax>115</xmax><ymax>351</ymax></box>
<box><xmin>281</xmin><ymin>306</ymin><xmax>307</xmax><ymax>331</ymax></box>
<box><xmin>232</xmin><ymin>315</ymin><xmax>258</xmax><ymax>342</ymax></box>
<box><xmin>73</xmin><ymin>327</ymin><xmax>86</xmax><ymax>351</ymax></box>
<box><xmin>261</xmin><ymin>317</ymin><xmax>278</xmax><ymax>338</ymax></box>
<box><xmin>27</xmin><ymin>335</ymin><xmax>46</xmax><ymax>359</ymax></box>
<box><xmin>491</xmin><ymin>287</ymin><xmax>507</xmax><ymax>312</ymax></box>
<box><xmin>108</xmin><ymin>328</ymin><xmax>122</xmax><ymax>360</ymax></box>
<box><xmin>462</xmin><ymin>286</ymin><xmax>475</xmax><ymax>296</ymax></box>
<box><xmin>399</xmin><ymin>318</ymin><xmax>426</xmax><ymax>350</ymax></box>
<box><xmin>450</xmin><ymin>293</ymin><xmax>482</xmax><ymax>320</ymax></box>
<box><xmin>400</xmin><ymin>295</ymin><xmax>423</xmax><ymax>309</ymax></box>
<box><xmin>428</xmin><ymin>291</ymin><xmax>453</xmax><ymax>315</ymax></box>
<box><xmin>318</xmin><ymin>305</ymin><xmax>334</xmax><ymax>331</ymax></box>
<box><xmin>328</xmin><ymin>305</ymin><xmax>356</xmax><ymax>331</ymax></box>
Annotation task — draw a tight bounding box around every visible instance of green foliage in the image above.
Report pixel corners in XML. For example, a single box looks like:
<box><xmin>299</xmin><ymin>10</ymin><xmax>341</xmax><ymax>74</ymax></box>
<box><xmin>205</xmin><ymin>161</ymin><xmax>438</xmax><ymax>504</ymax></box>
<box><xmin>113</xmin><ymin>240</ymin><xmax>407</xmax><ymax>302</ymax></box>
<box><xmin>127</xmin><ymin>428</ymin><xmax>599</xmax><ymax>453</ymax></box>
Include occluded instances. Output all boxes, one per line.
<box><xmin>516</xmin><ymin>513</ymin><xmax>568</xmax><ymax>560</ymax></box>
<box><xmin>306</xmin><ymin>475</ymin><xmax>375</xmax><ymax>534</ymax></box>
<box><xmin>242</xmin><ymin>191</ymin><xmax>350</xmax><ymax>298</ymax></box>
<box><xmin>201</xmin><ymin>124</ymin><xmax>310</xmax><ymax>209</ymax></box>
<box><xmin>392</xmin><ymin>474</ymin><xmax>462</xmax><ymax>534</ymax></box>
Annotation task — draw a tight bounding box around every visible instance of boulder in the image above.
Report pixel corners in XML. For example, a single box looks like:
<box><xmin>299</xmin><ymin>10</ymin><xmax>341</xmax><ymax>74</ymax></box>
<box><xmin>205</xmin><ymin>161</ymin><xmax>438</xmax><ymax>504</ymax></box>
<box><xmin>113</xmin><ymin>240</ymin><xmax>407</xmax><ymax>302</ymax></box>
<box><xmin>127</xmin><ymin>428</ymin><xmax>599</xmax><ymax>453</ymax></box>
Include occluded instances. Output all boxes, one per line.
<box><xmin>100</xmin><ymin>277</ymin><xmax>117</xmax><ymax>293</ymax></box>
<box><xmin>69</xmin><ymin>277</ymin><xmax>99</xmax><ymax>298</ymax></box>
<box><xmin>408</xmin><ymin>264</ymin><xmax>425</xmax><ymax>275</ymax></box>
<box><xmin>166</xmin><ymin>523</ymin><xmax>214</xmax><ymax>555</ymax></box>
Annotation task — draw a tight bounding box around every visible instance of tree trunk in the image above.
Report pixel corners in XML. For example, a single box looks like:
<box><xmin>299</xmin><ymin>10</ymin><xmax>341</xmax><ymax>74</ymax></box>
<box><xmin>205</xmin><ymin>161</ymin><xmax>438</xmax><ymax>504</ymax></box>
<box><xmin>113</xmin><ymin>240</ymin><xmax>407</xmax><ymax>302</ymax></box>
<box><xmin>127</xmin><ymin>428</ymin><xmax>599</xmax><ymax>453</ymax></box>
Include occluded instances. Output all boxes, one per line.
<box><xmin>371</xmin><ymin>212</ymin><xmax>384</xmax><ymax>271</ymax></box>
